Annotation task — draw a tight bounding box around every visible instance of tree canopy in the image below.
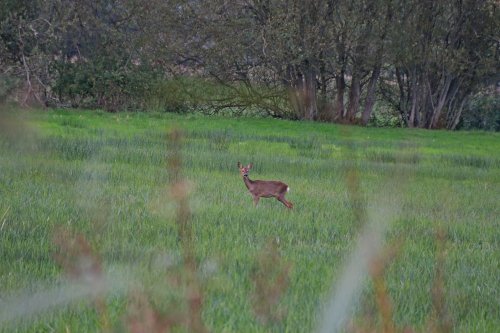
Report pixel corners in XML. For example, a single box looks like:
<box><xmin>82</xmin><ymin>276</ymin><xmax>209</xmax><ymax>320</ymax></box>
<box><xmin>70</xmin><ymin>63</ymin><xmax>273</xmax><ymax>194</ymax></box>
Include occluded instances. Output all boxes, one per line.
<box><xmin>1</xmin><ymin>0</ymin><xmax>498</xmax><ymax>129</ymax></box>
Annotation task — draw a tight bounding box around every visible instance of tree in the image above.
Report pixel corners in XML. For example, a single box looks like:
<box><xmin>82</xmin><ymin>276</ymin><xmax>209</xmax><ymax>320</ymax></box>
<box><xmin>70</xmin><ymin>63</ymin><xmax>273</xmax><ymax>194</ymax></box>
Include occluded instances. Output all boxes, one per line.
<box><xmin>1</xmin><ymin>0</ymin><xmax>497</xmax><ymax>129</ymax></box>
<box><xmin>387</xmin><ymin>0</ymin><xmax>499</xmax><ymax>129</ymax></box>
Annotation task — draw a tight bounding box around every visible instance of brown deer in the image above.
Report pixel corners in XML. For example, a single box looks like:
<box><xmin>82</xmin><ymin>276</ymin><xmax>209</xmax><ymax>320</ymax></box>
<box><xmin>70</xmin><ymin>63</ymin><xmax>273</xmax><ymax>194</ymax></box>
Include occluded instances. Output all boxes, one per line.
<box><xmin>237</xmin><ymin>162</ymin><xmax>293</xmax><ymax>209</ymax></box>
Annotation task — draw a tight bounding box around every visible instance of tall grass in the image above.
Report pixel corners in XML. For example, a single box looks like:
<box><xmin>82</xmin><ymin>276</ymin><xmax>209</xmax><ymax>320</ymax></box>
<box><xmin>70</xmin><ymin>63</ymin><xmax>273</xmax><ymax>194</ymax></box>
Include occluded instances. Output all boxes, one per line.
<box><xmin>0</xmin><ymin>108</ymin><xmax>499</xmax><ymax>332</ymax></box>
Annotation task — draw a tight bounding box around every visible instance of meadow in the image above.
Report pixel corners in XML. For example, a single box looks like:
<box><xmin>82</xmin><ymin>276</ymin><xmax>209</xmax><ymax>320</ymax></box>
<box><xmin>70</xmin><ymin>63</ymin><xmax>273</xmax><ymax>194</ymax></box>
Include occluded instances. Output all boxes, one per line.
<box><xmin>0</xmin><ymin>108</ymin><xmax>499</xmax><ymax>332</ymax></box>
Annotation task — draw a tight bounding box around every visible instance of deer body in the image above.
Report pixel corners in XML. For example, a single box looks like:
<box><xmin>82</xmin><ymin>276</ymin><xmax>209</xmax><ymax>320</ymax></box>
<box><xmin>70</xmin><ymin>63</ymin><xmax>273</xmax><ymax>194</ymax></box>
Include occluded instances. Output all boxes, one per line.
<box><xmin>238</xmin><ymin>162</ymin><xmax>293</xmax><ymax>209</ymax></box>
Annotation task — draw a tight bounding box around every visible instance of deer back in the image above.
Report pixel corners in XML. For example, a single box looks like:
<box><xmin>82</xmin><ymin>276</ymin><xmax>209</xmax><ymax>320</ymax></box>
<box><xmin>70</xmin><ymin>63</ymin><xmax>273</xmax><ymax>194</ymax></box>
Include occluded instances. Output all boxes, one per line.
<box><xmin>245</xmin><ymin>178</ymin><xmax>288</xmax><ymax>197</ymax></box>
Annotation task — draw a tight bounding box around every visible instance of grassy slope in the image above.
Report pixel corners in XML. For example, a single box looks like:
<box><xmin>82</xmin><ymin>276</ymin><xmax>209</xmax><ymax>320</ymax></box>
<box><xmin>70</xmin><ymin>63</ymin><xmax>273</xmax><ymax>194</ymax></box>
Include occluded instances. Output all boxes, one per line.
<box><xmin>0</xmin><ymin>109</ymin><xmax>499</xmax><ymax>332</ymax></box>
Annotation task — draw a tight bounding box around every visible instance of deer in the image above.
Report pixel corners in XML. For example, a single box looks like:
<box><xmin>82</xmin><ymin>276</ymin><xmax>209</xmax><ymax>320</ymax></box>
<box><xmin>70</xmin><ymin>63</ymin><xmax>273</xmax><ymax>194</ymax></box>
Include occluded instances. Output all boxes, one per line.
<box><xmin>237</xmin><ymin>162</ymin><xmax>293</xmax><ymax>209</ymax></box>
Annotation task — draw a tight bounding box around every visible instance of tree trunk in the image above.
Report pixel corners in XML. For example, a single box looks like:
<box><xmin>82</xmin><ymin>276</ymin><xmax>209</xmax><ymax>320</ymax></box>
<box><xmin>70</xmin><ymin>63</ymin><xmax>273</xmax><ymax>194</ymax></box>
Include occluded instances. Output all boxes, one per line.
<box><xmin>285</xmin><ymin>64</ymin><xmax>317</xmax><ymax>120</ymax></box>
<box><xmin>335</xmin><ymin>69</ymin><xmax>346</xmax><ymax>120</ymax></box>
<box><xmin>303</xmin><ymin>66</ymin><xmax>318</xmax><ymax>120</ymax></box>
<box><xmin>427</xmin><ymin>75</ymin><xmax>452</xmax><ymax>129</ymax></box>
<box><xmin>346</xmin><ymin>71</ymin><xmax>361</xmax><ymax>123</ymax></box>
<box><xmin>361</xmin><ymin>65</ymin><xmax>381</xmax><ymax>125</ymax></box>
<box><xmin>397</xmin><ymin>67</ymin><xmax>423</xmax><ymax>128</ymax></box>
<box><xmin>448</xmin><ymin>98</ymin><xmax>466</xmax><ymax>130</ymax></box>
<box><xmin>408</xmin><ymin>71</ymin><xmax>418</xmax><ymax>128</ymax></box>
<box><xmin>395</xmin><ymin>67</ymin><xmax>408</xmax><ymax>126</ymax></box>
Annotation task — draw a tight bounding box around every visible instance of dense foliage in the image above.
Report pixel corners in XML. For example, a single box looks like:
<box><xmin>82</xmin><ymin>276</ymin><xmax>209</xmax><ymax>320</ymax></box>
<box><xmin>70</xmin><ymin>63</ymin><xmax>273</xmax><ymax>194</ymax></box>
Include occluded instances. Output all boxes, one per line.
<box><xmin>1</xmin><ymin>0</ymin><xmax>498</xmax><ymax>129</ymax></box>
<box><xmin>461</xmin><ymin>92</ymin><xmax>500</xmax><ymax>131</ymax></box>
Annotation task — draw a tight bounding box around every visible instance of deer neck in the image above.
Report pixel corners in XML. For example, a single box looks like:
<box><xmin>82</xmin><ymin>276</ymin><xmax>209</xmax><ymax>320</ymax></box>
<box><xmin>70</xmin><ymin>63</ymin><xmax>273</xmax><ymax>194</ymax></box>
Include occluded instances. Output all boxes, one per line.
<box><xmin>243</xmin><ymin>175</ymin><xmax>254</xmax><ymax>190</ymax></box>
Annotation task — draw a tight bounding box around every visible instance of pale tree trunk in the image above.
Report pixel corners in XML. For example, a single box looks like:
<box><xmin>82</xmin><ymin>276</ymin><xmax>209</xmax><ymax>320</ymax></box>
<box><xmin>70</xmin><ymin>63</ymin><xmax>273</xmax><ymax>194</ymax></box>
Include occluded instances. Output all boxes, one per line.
<box><xmin>448</xmin><ymin>98</ymin><xmax>466</xmax><ymax>130</ymax></box>
<box><xmin>446</xmin><ymin>87</ymin><xmax>467</xmax><ymax>130</ymax></box>
<box><xmin>408</xmin><ymin>71</ymin><xmax>419</xmax><ymax>128</ymax></box>
<box><xmin>361</xmin><ymin>65</ymin><xmax>381</xmax><ymax>125</ymax></box>
<box><xmin>303</xmin><ymin>66</ymin><xmax>318</xmax><ymax>120</ymax></box>
<box><xmin>427</xmin><ymin>74</ymin><xmax>452</xmax><ymax>129</ymax></box>
<box><xmin>397</xmin><ymin>67</ymin><xmax>422</xmax><ymax>128</ymax></box>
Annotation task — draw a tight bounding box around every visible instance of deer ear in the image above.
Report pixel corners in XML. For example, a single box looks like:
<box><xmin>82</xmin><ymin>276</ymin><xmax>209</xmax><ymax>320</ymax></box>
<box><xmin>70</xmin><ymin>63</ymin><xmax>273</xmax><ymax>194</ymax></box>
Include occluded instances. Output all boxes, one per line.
<box><xmin>247</xmin><ymin>163</ymin><xmax>253</xmax><ymax>169</ymax></box>
<box><xmin>237</xmin><ymin>161</ymin><xmax>241</xmax><ymax>168</ymax></box>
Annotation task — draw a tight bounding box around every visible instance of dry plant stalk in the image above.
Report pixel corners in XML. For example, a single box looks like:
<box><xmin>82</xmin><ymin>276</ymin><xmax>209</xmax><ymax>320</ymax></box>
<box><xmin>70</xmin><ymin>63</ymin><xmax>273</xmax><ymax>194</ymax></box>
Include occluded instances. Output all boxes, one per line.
<box><xmin>351</xmin><ymin>229</ymin><xmax>453</xmax><ymax>333</ymax></box>
<box><xmin>368</xmin><ymin>241</ymin><xmax>404</xmax><ymax>333</ymax></box>
<box><xmin>339</xmin><ymin>133</ymin><xmax>413</xmax><ymax>333</ymax></box>
<box><xmin>126</xmin><ymin>291</ymin><xmax>184</xmax><ymax>333</ymax></box>
<box><xmin>427</xmin><ymin>228</ymin><xmax>452</xmax><ymax>333</ymax></box>
<box><xmin>127</xmin><ymin>129</ymin><xmax>207</xmax><ymax>333</ymax></box>
<box><xmin>339</xmin><ymin>128</ymin><xmax>370</xmax><ymax>231</ymax></box>
<box><xmin>251</xmin><ymin>239</ymin><xmax>290</xmax><ymax>325</ymax></box>
<box><xmin>345</xmin><ymin>166</ymin><xmax>367</xmax><ymax>228</ymax></box>
<box><xmin>52</xmin><ymin>228</ymin><xmax>110</xmax><ymax>331</ymax></box>
<box><xmin>127</xmin><ymin>128</ymin><xmax>207</xmax><ymax>333</ymax></box>
<box><xmin>168</xmin><ymin>128</ymin><xmax>206</xmax><ymax>333</ymax></box>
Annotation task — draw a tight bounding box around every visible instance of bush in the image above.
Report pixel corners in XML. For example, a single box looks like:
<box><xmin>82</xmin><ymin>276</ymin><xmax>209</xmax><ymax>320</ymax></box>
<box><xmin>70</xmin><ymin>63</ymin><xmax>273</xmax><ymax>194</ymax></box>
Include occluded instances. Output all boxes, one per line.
<box><xmin>0</xmin><ymin>74</ymin><xmax>19</xmax><ymax>104</ymax></box>
<box><xmin>52</xmin><ymin>59</ymin><xmax>157</xmax><ymax>112</ymax></box>
<box><xmin>460</xmin><ymin>93</ymin><xmax>500</xmax><ymax>131</ymax></box>
<box><xmin>367</xmin><ymin>102</ymin><xmax>401</xmax><ymax>128</ymax></box>
<box><xmin>145</xmin><ymin>78</ymin><xmax>203</xmax><ymax>113</ymax></box>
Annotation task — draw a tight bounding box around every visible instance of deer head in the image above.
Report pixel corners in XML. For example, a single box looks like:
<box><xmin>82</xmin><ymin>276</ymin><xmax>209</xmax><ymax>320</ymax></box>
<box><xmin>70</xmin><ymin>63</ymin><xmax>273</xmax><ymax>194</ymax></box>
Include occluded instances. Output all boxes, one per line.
<box><xmin>237</xmin><ymin>162</ymin><xmax>253</xmax><ymax>177</ymax></box>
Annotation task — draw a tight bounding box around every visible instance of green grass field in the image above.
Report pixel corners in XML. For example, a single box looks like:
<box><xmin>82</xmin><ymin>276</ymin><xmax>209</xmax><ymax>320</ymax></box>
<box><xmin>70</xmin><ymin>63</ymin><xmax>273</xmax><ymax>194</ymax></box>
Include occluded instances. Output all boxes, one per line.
<box><xmin>1</xmin><ymin>109</ymin><xmax>499</xmax><ymax>332</ymax></box>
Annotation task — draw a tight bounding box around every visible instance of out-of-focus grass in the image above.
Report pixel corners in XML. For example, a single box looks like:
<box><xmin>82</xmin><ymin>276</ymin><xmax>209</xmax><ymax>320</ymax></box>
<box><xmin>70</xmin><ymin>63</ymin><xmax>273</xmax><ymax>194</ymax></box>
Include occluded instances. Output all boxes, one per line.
<box><xmin>0</xmin><ymin>108</ymin><xmax>499</xmax><ymax>332</ymax></box>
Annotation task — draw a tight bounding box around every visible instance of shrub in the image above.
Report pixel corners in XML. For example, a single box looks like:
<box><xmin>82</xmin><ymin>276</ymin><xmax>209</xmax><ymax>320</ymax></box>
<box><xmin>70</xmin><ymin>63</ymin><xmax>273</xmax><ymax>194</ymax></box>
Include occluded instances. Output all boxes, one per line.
<box><xmin>52</xmin><ymin>59</ymin><xmax>157</xmax><ymax>112</ymax></box>
<box><xmin>460</xmin><ymin>93</ymin><xmax>500</xmax><ymax>131</ymax></box>
<box><xmin>368</xmin><ymin>103</ymin><xmax>401</xmax><ymax>128</ymax></box>
<box><xmin>0</xmin><ymin>74</ymin><xmax>19</xmax><ymax>104</ymax></box>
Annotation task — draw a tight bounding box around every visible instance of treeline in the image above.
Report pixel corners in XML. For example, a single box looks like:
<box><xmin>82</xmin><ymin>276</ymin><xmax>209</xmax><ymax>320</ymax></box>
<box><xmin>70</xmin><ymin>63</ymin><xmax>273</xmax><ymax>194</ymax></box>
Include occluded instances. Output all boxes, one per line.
<box><xmin>1</xmin><ymin>0</ymin><xmax>498</xmax><ymax>129</ymax></box>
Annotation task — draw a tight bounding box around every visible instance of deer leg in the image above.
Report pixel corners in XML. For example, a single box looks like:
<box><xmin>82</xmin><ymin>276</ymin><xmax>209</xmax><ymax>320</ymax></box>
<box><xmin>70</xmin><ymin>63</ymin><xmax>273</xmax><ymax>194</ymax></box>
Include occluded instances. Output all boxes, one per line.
<box><xmin>253</xmin><ymin>195</ymin><xmax>260</xmax><ymax>207</ymax></box>
<box><xmin>277</xmin><ymin>195</ymin><xmax>293</xmax><ymax>209</ymax></box>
